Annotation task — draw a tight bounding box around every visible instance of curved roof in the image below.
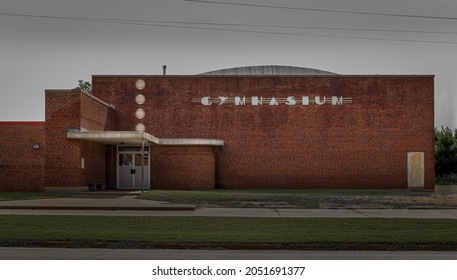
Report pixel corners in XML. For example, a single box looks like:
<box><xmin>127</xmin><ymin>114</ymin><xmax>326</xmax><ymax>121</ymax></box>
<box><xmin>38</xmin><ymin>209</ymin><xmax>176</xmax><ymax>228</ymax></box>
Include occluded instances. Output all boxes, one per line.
<box><xmin>198</xmin><ymin>65</ymin><xmax>338</xmax><ymax>76</ymax></box>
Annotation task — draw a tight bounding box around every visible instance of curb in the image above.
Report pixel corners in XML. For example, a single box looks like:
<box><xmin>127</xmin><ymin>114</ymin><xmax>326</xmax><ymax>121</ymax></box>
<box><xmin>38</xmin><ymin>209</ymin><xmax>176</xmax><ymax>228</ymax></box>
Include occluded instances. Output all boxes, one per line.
<box><xmin>1</xmin><ymin>240</ymin><xmax>457</xmax><ymax>251</ymax></box>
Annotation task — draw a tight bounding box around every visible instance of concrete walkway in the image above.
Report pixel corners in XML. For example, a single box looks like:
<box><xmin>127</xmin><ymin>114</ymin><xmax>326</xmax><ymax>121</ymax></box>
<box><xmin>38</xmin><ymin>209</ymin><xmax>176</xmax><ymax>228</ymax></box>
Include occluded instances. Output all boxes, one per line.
<box><xmin>0</xmin><ymin>193</ymin><xmax>195</xmax><ymax>211</ymax></box>
<box><xmin>1</xmin><ymin>192</ymin><xmax>457</xmax><ymax>218</ymax></box>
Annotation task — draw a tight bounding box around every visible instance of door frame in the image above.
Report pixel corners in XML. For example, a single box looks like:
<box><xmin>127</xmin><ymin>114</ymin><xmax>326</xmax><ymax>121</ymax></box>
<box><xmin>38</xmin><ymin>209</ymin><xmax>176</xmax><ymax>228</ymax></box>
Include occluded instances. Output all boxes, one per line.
<box><xmin>116</xmin><ymin>145</ymin><xmax>150</xmax><ymax>190</ymax></box>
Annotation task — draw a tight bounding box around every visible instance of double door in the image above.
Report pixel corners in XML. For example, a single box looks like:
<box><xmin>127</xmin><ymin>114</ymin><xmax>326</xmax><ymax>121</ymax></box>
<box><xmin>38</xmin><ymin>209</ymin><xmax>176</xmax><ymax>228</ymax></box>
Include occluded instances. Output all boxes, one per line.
<box><xmin>117</xmin><ymin>147</ymin><xmax>150</xmax><ymax>189</ymax></box>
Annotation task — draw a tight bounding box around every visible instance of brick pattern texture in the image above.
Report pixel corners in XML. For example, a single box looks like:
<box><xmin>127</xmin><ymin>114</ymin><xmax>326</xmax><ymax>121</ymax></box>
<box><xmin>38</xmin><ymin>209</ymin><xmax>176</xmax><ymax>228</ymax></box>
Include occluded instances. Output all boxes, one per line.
<box><xmin>92</xmin><ymin>75</ymin><xmax>435</xmax><ymax>189</ymax></box>
<box><xmin>0</xmin><ymin>122</ymin><xmax>45</xmax><ymax>192</ymax></box>
<box><xmin>45</xmin><ymin>91</ymin><xmax>115</xmax><ymax>189</ymax></box>
<box><xmin>151</xmin><ymin>146</ymin><xmax>216</xmax><ymax>189</ymax></box>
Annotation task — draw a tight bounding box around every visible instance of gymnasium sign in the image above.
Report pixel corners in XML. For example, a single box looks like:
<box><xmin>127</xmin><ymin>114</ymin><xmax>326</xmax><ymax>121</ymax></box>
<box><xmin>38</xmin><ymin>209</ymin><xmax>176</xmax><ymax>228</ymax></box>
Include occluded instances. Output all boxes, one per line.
<box><xmin>192</xmin><ymin>96</ymin><xmax>353</xmax><ymax>106</ymax></box>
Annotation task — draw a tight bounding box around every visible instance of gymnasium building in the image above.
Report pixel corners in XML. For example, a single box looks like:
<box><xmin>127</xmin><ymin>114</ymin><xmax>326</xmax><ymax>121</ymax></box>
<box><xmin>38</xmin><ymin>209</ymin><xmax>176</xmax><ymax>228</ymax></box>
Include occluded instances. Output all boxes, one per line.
<box><xmin>0</xmin><ymin>66</ymin><xmax>435</xmax><ymax>192</ymax></box>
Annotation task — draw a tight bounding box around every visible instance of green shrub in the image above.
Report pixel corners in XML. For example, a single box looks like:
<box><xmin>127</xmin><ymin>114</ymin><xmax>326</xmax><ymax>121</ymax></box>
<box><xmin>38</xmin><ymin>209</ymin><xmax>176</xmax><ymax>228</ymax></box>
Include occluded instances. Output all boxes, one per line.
<box><xmin>436</xmin><ymin>173</ymin><xmax>457</xmax><ymax>185</ymax></box>
<box><xmin>435</xmin><ymin>127</ymin><xmax>457</xmax><ymax>177</ymax></box>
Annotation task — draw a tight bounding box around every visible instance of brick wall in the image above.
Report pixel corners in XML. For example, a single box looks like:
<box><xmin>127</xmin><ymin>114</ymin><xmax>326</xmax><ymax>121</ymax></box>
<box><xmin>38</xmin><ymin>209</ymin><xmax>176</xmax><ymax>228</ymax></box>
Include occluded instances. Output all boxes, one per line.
<box><xmin>105</xmin><ymin>145</ymin><xmax>117</xmax><ymax>190</ymax></box>
<box><xmin>45</xmin><ymin>90</ymin><xmax>115</xmax><ymax>189</ymax></box>
<box><xmin>92</xmin><ymin>75</ymin><xmax>435</xmax><ymax>189</ymax></box>
<box><xmin>81</xmin><ymin>141</ymin><xmax>106</xmax><ymax>187</ymax></box>
<box><xmin>151</xmin><ymin>146</ymin><xmax>216</xmax><ymax>189</ymax></box>
<box><xmin>45</xmin><ymin>91</ymin><xmax>82</xmax><ymax>188</ymax></box>
<box><xmin>0</xmin><ymin>122</ymin><xmax>45</xmax><ymax>192</ymax></box>
<box><xmin>80</xmin><ymin>94</ymin><xmax>115</xmax><ymax>131</ymax></box>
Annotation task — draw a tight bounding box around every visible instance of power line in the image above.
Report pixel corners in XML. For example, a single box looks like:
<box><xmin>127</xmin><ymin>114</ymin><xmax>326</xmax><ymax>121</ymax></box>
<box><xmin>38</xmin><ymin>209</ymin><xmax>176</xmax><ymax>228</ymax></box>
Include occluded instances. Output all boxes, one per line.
<box><xmin>99</xmin><ymin>20</ymin><xmax>457</xmax><ymax>44</ymax></box>
<box><xmin>183</xmin><ymin>0</ymin><xmax>457</xmax><ymax>21</ymax></box>
<box><xmin>1</xmin><ymin>12</ymin><xmax>457</xmax><ymax>45</ymax></box>
<box><xmin>82</xmin><ymin>16</ymin><xmax>457</xmax><ymax>35</ymax></box>
<box><xmin>185</xmin><ymin>22</ymin><xmax>457</xmax><ymax>35</ymax></box>
<box><xmin>2</xmin><ymin>12</ymin><xmax>456</xmax><ymax>35</ymax></box>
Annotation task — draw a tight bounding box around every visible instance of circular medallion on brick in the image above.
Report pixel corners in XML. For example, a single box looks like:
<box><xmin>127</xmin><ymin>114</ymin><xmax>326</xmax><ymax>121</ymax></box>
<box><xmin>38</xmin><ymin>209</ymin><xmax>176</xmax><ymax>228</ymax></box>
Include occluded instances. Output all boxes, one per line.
<box><xmin>135</xmin><ymin>108</ymin><xmax>145</xmax><ymax>120</ymax></box>
<box><xmin>135</xmin><ymin>94</ymin><xmax>145</xmax><ymax>105</ymax></box>
<box><xmin>135</xmin><ymin>79</ymin><xmax>145</xmax><ymax>90</ymax></box>
<box><xmin>135</xmin><ymin>123</ymin><xmax>145</xmax><ymax>132</ymax></box>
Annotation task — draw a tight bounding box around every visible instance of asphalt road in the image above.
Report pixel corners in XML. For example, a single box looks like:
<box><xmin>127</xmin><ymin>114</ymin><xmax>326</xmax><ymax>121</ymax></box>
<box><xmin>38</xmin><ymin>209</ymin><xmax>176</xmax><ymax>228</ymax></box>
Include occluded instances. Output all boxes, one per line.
<box><xmin>1</xmin><ymin>247</ymin><xmax>457</xmax><ymax>260</ymax></box>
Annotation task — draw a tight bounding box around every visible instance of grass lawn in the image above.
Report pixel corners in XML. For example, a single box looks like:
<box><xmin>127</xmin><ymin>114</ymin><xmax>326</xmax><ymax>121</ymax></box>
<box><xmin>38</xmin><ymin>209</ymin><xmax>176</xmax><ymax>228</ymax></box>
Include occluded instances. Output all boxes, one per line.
<box><xmin>137</xmin><ymin>189</ymin><xmax>433</xmax><ymax>208</ymax></box>
<box><xmin>0</xmin><ymin>215</ymin><xmax>456</xmax><ymax>248</ymax></box>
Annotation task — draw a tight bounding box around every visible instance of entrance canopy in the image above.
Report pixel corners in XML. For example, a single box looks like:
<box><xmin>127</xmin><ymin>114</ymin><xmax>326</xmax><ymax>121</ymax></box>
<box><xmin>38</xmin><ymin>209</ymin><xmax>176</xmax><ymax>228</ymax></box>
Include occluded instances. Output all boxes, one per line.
<box><xmin>67</xmin><ymin>131</ymin><xmax>224</xmax><ymax>146</ymax></box>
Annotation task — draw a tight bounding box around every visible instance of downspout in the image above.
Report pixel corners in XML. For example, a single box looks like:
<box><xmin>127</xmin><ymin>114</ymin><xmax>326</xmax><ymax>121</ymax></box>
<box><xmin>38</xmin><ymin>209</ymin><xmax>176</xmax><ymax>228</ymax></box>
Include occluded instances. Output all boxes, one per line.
<box><xmin>141</xmin><ymin>138</ymin><xmax>145</xmax><ymax>193</ymax></box>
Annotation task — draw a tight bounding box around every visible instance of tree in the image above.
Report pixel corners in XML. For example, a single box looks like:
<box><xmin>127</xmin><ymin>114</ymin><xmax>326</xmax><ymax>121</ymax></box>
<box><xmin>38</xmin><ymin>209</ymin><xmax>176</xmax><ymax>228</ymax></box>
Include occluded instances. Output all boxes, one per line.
<box><xmin>78</xmin><ymin>80</ymin><xmax>92</xmax><ymax>94</ymax></box>
<box><xmin>435</xmin><ymin>127</ymin><xmax>457</xmax><ymax>176</ymax></box>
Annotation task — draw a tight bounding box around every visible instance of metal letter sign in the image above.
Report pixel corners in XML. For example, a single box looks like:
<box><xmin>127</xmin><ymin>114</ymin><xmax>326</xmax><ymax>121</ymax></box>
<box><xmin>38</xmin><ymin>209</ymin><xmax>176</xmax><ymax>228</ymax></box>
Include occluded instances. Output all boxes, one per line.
<box><xmin>192</xmin><ymin>96</ymin><xmax>352</xmax><ymax>106</ymax></box>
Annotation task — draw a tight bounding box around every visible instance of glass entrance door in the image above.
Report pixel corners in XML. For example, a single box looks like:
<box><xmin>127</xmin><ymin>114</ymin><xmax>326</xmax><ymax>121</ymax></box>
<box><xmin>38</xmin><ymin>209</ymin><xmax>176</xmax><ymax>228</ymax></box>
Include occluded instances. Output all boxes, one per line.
<box><xmin>117</xmin><ymin>146</ymin><xmax>150</xmax><ymax>189</ymax></box>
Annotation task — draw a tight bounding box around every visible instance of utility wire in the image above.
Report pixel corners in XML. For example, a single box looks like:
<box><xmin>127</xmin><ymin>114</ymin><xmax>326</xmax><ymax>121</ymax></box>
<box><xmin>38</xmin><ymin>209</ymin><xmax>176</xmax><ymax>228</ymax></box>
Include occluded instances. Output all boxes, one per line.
<box><xmin>1</xmin><ymin>12</ymin><xmax>457</xmax><ymax>45</ymax></box>
<box><xmin>1</xmin><ymin>12</ymin><xmax>456</xmax><ymax>35</ymax></box>
<box><xmin>98</xmin><ymin>19</ymin><xmax>457</xmax><ymax>44</ymax></box>
<box><xmin>183</xmin><ymin>0</ymin><xmax>457</xmax><ymax>21</ymax></box>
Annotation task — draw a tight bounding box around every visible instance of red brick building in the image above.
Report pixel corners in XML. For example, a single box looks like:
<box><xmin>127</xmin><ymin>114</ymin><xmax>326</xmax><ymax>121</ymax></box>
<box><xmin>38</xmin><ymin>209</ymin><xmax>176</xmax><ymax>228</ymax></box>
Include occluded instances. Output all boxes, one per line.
<box><xmin>0</xmin><ymin>66</ymin><xmax>435</xmax><ymax>192</ymax></box>
<box><xmin>0</xmin><ymin>122</ymin><xmax>45</xmax><ymax>192</ymax></box>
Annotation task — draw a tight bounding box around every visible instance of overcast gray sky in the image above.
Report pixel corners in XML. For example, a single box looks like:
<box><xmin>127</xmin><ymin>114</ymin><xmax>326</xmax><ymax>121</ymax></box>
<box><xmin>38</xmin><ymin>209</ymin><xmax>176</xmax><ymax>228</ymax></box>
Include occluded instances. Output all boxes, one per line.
<box><xmin>1</xmin><ymin>0</ymin><xmax>456</xmax><ymax>127</ymax></box>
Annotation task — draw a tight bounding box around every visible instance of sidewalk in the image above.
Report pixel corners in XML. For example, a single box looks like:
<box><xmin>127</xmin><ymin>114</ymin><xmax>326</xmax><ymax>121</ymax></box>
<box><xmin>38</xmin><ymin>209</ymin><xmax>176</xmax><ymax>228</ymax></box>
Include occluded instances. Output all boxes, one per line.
<box><xmin>0</xmin><ymin>192</ymin><xmax>195</xmax><ymax>211</ymax></box>
<box><xmin>2</xmin><ymin>192</ymin><xmax>457</xmax><ymax>219</ymax></box>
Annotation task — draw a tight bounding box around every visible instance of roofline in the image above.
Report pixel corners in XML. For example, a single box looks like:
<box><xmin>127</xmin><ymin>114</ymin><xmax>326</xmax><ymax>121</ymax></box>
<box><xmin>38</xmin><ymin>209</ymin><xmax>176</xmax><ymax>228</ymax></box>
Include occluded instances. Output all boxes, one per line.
<box><xmin>92</xmin><ymin>75</ymin><xmax>435</xmax><ymax>78</ymax></box>
<box><xmin>0</xmin><ymin>121</ymin><xmax>45</xmax><ymax>125</ymax></box>
<box><xmin>198</xmin><ymin>65</ymin><xmax>338</xmax><ymax>75</ymax></box>
<box><xmin>45</xmin><ymin>89</ymin><xmax>115</xmax><ymax>110</ymax></box>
